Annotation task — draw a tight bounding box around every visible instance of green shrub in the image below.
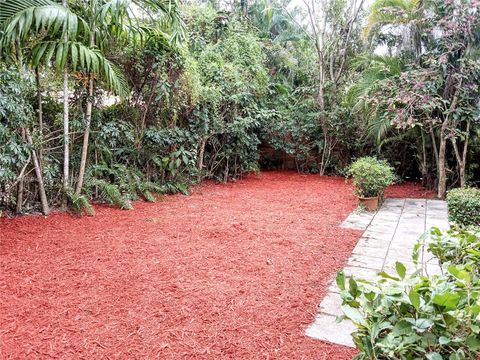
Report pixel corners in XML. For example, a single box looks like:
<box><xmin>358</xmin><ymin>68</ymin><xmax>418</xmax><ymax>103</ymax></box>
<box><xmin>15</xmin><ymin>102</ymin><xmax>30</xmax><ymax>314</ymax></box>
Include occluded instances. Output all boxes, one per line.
<box><xmin>446</xmin><ymin>188</ymin><xmax>480</xmax><ymax>227</ymax></box>
<box><xmin>337</xmin><ymin>229</ymin><xmax>480</xmax><ymax>359</ymax></box>
<box><xmin>347</xmin><ymin>157</ymin><xmax>396</xmax><ymax>198</ymax></box>
<box><xmin>427</xmin><ymin>227</ymin><xmax>480</xmax><ymax>273</ymax></box>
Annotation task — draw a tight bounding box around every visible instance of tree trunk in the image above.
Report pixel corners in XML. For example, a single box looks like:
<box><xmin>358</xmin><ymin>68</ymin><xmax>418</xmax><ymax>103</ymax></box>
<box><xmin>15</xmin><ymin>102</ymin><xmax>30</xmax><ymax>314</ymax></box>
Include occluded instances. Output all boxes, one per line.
<box><xmin>197</xmin><ymin>137</ymin><xmax>207</xmax><ymax>181</ymax></box>
<box><xmin>437</xmin><ymin>121</ymin><xmax>448</xmax><ymax>199</ymax></box>
<box><xmin>429</xmin><ymin>127</ymin><xmax>439</xmax><ymax>170</ymax></box>
<box><xmin>16</xmin><ymin>170</ymin><xmax>25</xmax><ymax>214</ymax></box>
<box><xmin>26</xmin><ymin>129</ymin><xmax>49</xmax><ymax>215</ymax></box>
<box><xmin>437</xmin><ymin>77</ymin><xmax>462</xmax><ymax>198</ymax></box>
<box><xmin>16</xmin><ymin>129</ymin><xmax>27</xmax><ymax>213</ymax></box>
<box><xmin>240</xmin><ymin>0</ymin><xmax>248</xmax><ymax>17</ymax></box>
<box><xmin>75</xmin><ymin>77</ymin><xmax>94</xmax><ymax>195</ymax></box>
<box><xmin>62</xmin><ymin>0</ymin><xmax>70</xmax><ymax>207</ymax></box>
<box><xmin>35</xmin><ymin>67</ymin><xmax>44</xmax><ymax>166</ymax></box>
<box><xmin>451</xmin><ymin>120</ymin><xmax>470</xmax><ymax>188</ymax></box>
<box><xmin>420</xmin><ymin>130</ymin><xmax>428</xmax><ymax>187</ymax></box>
<box><xmin>76</xmin><ymin>26</ymin><xmax>96</xmax><ymax>195</ymax></box>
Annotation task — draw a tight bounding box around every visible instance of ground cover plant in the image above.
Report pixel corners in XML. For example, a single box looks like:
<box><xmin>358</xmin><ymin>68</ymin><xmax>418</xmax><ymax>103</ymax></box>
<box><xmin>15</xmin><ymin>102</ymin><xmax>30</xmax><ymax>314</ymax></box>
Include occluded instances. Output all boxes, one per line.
<box><xmin>338</xmin><ymin>228</ymin><xmax>480</xmax><ymax>359</ymax></box>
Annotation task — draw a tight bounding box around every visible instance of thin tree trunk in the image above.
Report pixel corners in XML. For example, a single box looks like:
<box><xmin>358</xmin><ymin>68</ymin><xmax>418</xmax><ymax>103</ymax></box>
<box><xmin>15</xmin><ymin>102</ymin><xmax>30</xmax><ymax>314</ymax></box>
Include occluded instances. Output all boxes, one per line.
<box><xmin>197</xmin><ymin>137</ymin><xmax>207</xmax><ymax>181</ymax></box>
<box><xmin>26</xmin><ymin>129</ymin><xmax>49</xmax><ymax>215</ymax></box>
<box><xmin>437</xmin><ymin>121</ymin><xmax>448</xmax><ymax>199</ymax></box>
<box><xmin>75</xmin><ymin>26</ymin><xmax>96</xmax><ymax>195</ymax></box>
<box><xmin>420</xmin><ymin>130</ymin><xmax>428</xmax><ymax>187</ymax></box>
<box><xmin>75</xmin><ymin>76</ymin><xmax>94</xmax><ymax>195</ymax></box>
<box><xmin>62</xmin><ymin>0</ymin><xmax>70</xmax><ymax>207</ymax></box>
<box><xmin>429</xmin><ymin>127</ymin><xmax>439</xmax><ymax>169</ymax></box>
<box><xmin>437</xmin><ymin>78</ymin><xmax>462</xmax><ymax>198</ymax></box>
<box><xmin>16</xmin><ymin>129</ymin><xmax>27</xmax><ymax>213</ymax></box>
<box><xmin>451</xmin><ymin>120</ymin><xmax>470</xmax><ymax>187</ymax></box>
<box><xmin>35</xmin><ymin>67</ymin><xmax>44</xmax><ymax>166</ymax></box>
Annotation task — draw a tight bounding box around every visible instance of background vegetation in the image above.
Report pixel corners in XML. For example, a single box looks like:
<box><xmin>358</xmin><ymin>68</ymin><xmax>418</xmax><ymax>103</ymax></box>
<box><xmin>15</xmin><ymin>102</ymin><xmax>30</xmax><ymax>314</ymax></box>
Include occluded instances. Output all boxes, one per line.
<box><xmin>0</xmin><ymin>0</ymin><xmax>479</xmax><ymax>215</ymax></box>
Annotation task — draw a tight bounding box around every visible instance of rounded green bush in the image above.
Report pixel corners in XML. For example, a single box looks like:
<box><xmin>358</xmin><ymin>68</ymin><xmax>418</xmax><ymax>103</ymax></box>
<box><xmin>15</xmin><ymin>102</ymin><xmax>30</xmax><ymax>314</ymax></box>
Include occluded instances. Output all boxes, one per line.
<box><xmin>446</xmin><ymin>187</ymin><xmax>480</xmax><ymax>227</ymax></box>
<box><xmin>347</xmin><ymin>156</ymin><xmax>396</xmax><ymax>198</ymax></box>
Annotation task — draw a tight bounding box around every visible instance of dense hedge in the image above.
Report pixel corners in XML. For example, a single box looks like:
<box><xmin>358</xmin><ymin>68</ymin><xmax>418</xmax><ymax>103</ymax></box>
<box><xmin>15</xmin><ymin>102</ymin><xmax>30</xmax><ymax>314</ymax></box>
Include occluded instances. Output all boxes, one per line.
<box><xmin>446</xmin><ymin>187</ymin><xmax>480</xmax><ymax>227</ymax></box>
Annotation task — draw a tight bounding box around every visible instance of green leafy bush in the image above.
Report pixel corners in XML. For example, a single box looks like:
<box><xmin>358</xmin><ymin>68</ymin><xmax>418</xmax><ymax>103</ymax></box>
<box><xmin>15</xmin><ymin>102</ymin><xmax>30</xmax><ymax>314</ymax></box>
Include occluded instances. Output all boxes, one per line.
<box><xmin>338</xmin><ymin>229</ymin><xmax>480</xmax><ymax>359</ymax></box>
<box><xmin>446</xmin><ymin>188</ymin><xmax>480</xmax><ymax>228</ymax></box>
<box><xmin>427</xmin><ymin>227</ymin><xmax>480</xmax><ymax>277</ymax></box>
<box><xmin>347</xmin><ymin>157</ymin><xmax>396</xmax><ymax>198</ymax></box>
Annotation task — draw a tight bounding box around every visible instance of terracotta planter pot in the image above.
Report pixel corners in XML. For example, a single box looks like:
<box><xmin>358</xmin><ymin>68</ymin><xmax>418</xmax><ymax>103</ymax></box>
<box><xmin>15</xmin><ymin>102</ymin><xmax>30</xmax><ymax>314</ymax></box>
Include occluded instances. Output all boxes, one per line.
<box><xmin>358</xmin><ymin>196</ymin><xmax>379</xmax><ymax>211</ymax></box>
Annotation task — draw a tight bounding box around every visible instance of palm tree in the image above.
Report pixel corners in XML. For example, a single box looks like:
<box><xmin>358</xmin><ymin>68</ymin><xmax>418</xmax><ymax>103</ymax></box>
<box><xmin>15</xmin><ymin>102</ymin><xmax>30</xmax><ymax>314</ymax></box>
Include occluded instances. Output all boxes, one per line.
<box><xmin>0</xmin><ymin>0</ymin><xmax>183</xmax><ymax>203</ymax></box>
<box><xmin>1</xmin><ymin>0</ymin><xmax>85</xmax><ymax>207</ymax></box>
<box><xmin>347</xmin><ymin>54</ymin><xmax>437</xmax><ymax>186</ymax></box>
<box><xmin>74</xmin><ymin>0</ymin><xmax>184</xmax><ymax>196</ymax></box>
<box><xmin>346</xmin><ymin>54</ymin><xmax>403</xmax><ymax>143</ymax></box>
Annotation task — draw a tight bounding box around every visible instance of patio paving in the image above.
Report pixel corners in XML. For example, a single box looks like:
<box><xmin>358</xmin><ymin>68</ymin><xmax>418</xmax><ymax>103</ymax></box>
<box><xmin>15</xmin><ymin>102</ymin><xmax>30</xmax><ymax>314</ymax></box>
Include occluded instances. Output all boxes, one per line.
<box><xmin>305</xmin><ymin>198</ymin><xmax>449</xmax><ymax>347</ymax></box>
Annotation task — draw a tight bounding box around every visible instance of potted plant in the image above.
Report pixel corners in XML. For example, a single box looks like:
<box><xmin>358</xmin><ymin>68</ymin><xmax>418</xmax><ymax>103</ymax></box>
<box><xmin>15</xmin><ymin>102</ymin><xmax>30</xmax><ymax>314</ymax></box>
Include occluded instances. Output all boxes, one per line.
<box><xmin>347</xmin><ymin>157</ymin><xmax>396</xmax><ymax>211</ymax></box>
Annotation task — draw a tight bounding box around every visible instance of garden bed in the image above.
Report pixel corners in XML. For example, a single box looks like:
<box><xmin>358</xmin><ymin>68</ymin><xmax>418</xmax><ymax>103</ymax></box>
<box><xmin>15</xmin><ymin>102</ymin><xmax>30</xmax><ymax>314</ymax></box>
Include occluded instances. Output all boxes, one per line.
<box><xmin>0</xmin><ymin>172</ymin><xmax>429</xmax><ymax>358</ymax></box>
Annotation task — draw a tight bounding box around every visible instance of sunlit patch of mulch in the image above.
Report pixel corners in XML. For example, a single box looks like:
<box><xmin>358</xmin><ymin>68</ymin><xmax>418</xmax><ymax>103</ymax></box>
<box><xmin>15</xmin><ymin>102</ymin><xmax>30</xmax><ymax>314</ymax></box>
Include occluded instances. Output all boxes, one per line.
<box><xmin>0</xmin><ymin>171</ymin><xmax>432</xmax><ymax>359</ymax></box>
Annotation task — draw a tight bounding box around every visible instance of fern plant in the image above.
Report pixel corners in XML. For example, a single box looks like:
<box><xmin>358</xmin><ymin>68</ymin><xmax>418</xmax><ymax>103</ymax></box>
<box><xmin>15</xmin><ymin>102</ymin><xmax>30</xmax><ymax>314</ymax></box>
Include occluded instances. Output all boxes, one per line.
<box><xmin>90</xmin><ymin>178</ymin><xmax>132</xmax><ymax>210</ymax></box>
<box><xmin>67</xmin><ymin>191</ymin><xmax>95</xmax><ymax>216</ymax></box>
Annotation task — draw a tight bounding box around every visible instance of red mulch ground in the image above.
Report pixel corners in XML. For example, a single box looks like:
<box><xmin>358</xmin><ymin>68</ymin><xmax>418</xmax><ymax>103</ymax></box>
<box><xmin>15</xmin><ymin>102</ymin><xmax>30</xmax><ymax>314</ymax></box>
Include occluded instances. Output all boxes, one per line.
<box><xmin>385</xmin><ymin>182</ymin><xmax>435</xmax><ymax>199</ymax></box>
<box><xmin>0</xmin><ymin>172</ymin><xmax>430</xmax><ymax>359</ymax></box>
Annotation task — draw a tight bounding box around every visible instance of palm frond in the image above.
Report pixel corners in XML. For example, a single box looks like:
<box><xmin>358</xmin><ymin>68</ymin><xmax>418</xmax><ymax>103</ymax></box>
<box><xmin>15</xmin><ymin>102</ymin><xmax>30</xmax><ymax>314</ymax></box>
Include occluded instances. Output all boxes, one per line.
<box><xmin>133</xmin><ymin>0</ymin><xmax>185</xmax><ymax>44</ymax></box>
<box><xmin>347</xmin><ymin>54</ymin><xmax>403</xmax><ymax>109</ymax></box>
<box><xmin>365</xmin><ymin>0</ymin><xmax>420</xmax><ymax>38</ymax></box>
<box><xmin>91</xmin><ymin>178</ymin><xmax>133</xmax><ymax>209</ymax></box>
<box><xmin>0</xmin><ymin>0</ymin><xmax>87</xmax><ymax>47</ymax></box>
<box><xmin>30</xmin><ymin>40</ymin><xmax>129</xmax><ymax>96</ymax></box>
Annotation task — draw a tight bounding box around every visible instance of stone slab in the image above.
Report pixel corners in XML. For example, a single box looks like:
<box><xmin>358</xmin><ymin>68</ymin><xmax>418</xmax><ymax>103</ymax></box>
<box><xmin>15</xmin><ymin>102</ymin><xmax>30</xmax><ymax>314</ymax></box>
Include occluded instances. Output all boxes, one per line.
<box><xmin>305</xmin><ymin>314</ymin><xmax>356</xmax><ymax>347</ymax></box>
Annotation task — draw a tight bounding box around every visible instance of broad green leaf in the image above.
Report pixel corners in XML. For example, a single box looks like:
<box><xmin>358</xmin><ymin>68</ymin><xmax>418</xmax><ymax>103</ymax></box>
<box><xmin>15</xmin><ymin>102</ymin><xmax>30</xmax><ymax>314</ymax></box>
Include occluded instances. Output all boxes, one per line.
<box><xmin>433</xmin><ymin>292</ymin><xmax>461</xmax><ymax>310</ymax></box>
<box><xmin>439</xmin><ymin>336</ymin><xmax>450</xmax><ymax>345</ymax></box>
<box><xmin>349</xmin><ymin>277</ymin><xmax>358</xmax><ymax>297</ymax></box>
<box><xmin>409</xmin><ymin>289</ymin><xmax>420</xmax><ymax>311</ymax></box>
<box><xmin>378</xmin><ymin>271</ymin><xmax>399</xmax><ymax>281</ymax></box>
<box><xmin>415</xmin><ymin>318</ymin><xmax>433</xmax><ymax>331</ymax></box>
<box><xmin>341</xmin><ymin>305</ymin><xmax>367</xmax><ymax>327</ymax></box>
<box><xmin>391</xmin><ymin>320</ymin><xmax>412</xmax><ymax>336</ymax></box>
<box><xmin>426</xmin><ymin>352</ymin><xmax>443</xmax><ymax>360</ymax></box>
<box><xmin>336</xmin><ymin>270</ymin><xmax>345</xmax><ymax>291</ymax></box>
<box><xmin>383</xmin><ymin>286</ymin><xmax>403</xmax><ymax>296</ymax></box>
<box><xmin>395</xmin><ymin>261</ymin><xmax>406</xmax><ymax>279</ymax></box>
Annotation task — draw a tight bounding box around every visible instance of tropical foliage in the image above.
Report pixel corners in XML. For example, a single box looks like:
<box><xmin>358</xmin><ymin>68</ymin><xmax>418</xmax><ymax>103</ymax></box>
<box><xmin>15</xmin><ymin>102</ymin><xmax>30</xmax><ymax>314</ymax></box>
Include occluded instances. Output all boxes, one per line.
<box><xmin>0</xmin><ymin>0</ymin><xmax>479</xmax><ymax>215</ymax></box>
<box><xmin>337</xmin><ymin>228</ymin><xmax>480</xmax><ymax>359</ymax></box>
<box><xmin>446</xmin><ymin>187</ymin><xmax>480</xmax><ymax>228</ymax></box>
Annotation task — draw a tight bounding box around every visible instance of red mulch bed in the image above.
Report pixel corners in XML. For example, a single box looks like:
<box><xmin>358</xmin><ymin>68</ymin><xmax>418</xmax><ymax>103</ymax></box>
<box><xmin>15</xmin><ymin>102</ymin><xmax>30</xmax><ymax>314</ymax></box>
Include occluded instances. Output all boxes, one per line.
<box><xmin>0</xmin><ymin>172</ymin><xmax>430</xmax><ymax>359</ymax></box>
<box><xmin>385</xmin><ymin>181</ymin><xmax>435</xmax><ymax>199</ymax></box>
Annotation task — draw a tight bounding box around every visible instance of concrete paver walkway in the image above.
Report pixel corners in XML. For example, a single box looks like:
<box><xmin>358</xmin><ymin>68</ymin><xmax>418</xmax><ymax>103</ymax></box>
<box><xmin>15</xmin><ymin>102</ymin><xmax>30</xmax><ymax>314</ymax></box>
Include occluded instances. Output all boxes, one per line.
<box><xmin>306</xmin><ymin>198</ymin><xmax>449</xmax><ymax>347</ymax></box>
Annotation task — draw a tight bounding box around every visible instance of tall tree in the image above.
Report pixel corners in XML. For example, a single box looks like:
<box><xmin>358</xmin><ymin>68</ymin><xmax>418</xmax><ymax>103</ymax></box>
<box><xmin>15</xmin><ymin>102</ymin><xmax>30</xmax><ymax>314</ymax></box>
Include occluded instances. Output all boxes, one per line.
<box><xmin>301</xmin><ymin>0</ymin><xmax>365</xmax><ymax>174</ymax></box>
<box><xmin>359</xmin><ymin>0</ymin><xmax>479</xmax><ymax>197</ymax></box>
<box><xmin>74</xmin><ymin>0</ymin><xmax>184</xmax><ymax>195</ymax></box>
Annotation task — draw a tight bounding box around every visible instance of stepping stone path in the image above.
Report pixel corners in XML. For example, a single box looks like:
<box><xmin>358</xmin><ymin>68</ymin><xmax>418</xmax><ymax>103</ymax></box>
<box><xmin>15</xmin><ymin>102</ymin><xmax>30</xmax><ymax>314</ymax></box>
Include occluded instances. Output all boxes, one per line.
<box><xmin>306</xmin><ymin>198</ymin><xmax>449</xmax><ymax>347</ymax></box>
